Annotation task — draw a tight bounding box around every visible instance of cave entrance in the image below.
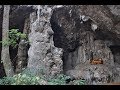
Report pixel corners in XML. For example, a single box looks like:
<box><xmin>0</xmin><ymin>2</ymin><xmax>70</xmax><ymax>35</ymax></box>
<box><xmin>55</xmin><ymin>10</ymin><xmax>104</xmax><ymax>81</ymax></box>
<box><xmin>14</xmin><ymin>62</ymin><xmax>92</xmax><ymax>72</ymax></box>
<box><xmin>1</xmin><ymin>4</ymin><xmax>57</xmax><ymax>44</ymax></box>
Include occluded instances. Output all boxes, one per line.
<box><xmin>110</xmin><ymin>45</ymin><xmax>120</xmax><ymax>65</ymax></box>
<box><xmin>50</xmin><ymin>7</ymin><xmax>93</xmax><ymax>74</ymax></box>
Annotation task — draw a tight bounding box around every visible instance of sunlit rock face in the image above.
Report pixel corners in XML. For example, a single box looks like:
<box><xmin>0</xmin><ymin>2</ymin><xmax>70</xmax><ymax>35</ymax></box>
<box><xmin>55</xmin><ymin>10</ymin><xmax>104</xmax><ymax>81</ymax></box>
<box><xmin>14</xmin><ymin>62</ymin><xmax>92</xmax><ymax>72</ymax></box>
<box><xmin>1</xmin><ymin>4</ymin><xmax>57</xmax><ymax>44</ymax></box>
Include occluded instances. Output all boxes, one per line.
<box><xmin>27</xmin><ymin>5</ymin><xmax>63</xmax><ymax>77</ymax></box>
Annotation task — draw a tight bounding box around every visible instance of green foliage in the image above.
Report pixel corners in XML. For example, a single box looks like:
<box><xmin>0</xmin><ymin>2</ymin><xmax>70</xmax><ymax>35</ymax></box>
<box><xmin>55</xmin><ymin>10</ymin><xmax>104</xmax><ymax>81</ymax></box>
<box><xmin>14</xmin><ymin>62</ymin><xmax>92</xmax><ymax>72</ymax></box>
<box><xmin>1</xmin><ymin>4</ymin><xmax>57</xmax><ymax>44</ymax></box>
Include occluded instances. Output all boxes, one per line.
<box><xmin>0</xmin><ymin>77</ymin><xmax>15</xmax><ymax>85</ymax></box>
<box><xmin>72</xmin><ymin>79</ymin><xmax>86</xmax><ymax>85</ymax></box>
<box><xmin>46</xmin><ymin>74</ymin><xmax>86</xmax><ymax>85</ymax></box>
<box><xmin>0</xmin><ymin>74</ymin><xmax>40</xmax><ymax>85</ymax></box>
<box><xmin>47</xmin><ymin>74</ymin><xmax>71</xmax><ymax>85</ymax></box>
<box><xmin>0</xmin><ymin>73</ymin><xmax>86</xmax><ymax>85</ymax></box>
<box><xmin>0</xmin><ymin>38</ymin><xmax>11</xmax><ymax>47</ymax></box>
<box><xmin>12</xmin><ymin>74</ymin><xmax>40</xmax><ymax>85</ymax></box>
<box><xmin>0</xmin><ymin>29</ymin><xmax>27</xmax><ymax>48</ymax></box>
<box><xmin>0</xmin><ymin>69</ymin><xmax>86</xmax><ymax>85</ymax></box>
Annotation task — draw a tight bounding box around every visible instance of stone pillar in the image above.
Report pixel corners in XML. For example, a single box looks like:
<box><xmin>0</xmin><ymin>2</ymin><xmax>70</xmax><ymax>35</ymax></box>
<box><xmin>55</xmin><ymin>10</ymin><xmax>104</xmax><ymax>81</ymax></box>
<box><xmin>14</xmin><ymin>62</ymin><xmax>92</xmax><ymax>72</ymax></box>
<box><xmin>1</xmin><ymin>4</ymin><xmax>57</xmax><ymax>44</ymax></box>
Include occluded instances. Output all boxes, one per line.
<box><xmin>27</xmin><ymin>5</ymin><xmax>63</xmax><ymax>77</ymax></box>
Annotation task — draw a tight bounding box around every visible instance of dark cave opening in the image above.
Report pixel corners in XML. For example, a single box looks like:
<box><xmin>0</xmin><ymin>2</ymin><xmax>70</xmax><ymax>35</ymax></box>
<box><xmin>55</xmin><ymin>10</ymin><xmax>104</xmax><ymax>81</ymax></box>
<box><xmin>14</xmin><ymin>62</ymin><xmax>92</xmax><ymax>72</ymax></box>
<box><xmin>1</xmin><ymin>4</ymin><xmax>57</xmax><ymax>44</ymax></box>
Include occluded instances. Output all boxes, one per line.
<box><xmin>95</xmin><ymin>30</ymin><xmax>120</xmax><ymax>65</ymax></box>
<box><xmin>110</xmin><ymin>46</ymin><xmax>120</xmax><ymax>65</ymax></box>
<box><xmin>50</xmin><ymin>10</ymin><xmax>67</xmax><ymax>74</ymax></box>
<box><xmin>50</xmin><ymin>17</ymin><xmax>120</xmax><ymax>74</ymax></box>
<box><xmin>0</xmin><ymin>6</ymin><xmax>33</xmax><ymax>77</ymax></box>
<box><xmin>50</xmin><ymin>8</ymin><xmax>93</xmax><ymax>74</ymax></box>
<box><xmin>9</xmin><ymin>22</ymin><xmax>30</xmax><ymax>72</ymax></box>
<box><xmin>50</xmin><ymin>7</ymin><xmax>105</xmax><ymax>74</ymax></box>
<box><xmin>50</xmin><ymin>20</ymin><xmax>63</xmax><ymax>48</ymax></box>
<box><xmin>8</xmin><ymin>6</ymin><xmax>34</xmax><ymax>71</ymax></box>
<box><xmin>9</xmin><ymin>25</ymin><xmax>26</xmax><ymax>72</ymax></box>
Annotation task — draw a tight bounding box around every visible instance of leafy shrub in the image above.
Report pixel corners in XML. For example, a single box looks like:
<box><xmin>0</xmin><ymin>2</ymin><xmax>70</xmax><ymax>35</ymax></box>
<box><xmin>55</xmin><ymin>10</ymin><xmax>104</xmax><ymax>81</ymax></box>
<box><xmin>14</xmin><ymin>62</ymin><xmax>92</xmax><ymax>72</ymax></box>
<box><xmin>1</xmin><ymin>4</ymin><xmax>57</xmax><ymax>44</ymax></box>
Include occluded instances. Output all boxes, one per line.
<box><xmin>0</xmin><ymin>74</ymin><xmax>40</xmax><ymax>85</ymax></box>
<box><xmin>0</xmin><ymin>29</ymin><xmax>27</xmax><ymax>48</ymax></box>
<box><xmin>0</xmin><ymin>77</ymin><xmax>15</xmax><ymax>85</ymax></box>
<box><xmin>16</xmin><ymin>68</ymin><xmax>86</xmax><ymax>85</ymax></box>
<box><xmin>0</xmin><ymin>73</ymin><xmax>86</xmax><ymax>85</ymax></box>
<box><xmin>47</xmin><ymin>74</ymin><xmax>71</xmax><ymax>85</ymax></box>
<box><xmin>72</xmin><ymin>79</ymin><xmax>86</xmax><ymax>85</ymax></box>
<box><xmin>12</xmin><ymin>74</ymin><xmax>40</xmax><ymax>85</ymax></box>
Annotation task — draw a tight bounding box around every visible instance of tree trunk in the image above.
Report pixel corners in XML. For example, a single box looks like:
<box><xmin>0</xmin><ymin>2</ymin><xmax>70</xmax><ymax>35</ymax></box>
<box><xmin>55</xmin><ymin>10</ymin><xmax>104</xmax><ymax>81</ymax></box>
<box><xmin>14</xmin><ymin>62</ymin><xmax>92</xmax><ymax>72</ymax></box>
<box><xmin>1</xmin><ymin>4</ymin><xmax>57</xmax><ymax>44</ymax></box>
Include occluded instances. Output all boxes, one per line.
<box><xmin>1</xmin><ymin>5</ymin><xmax>14</xmax><ymax>77</ymax></box>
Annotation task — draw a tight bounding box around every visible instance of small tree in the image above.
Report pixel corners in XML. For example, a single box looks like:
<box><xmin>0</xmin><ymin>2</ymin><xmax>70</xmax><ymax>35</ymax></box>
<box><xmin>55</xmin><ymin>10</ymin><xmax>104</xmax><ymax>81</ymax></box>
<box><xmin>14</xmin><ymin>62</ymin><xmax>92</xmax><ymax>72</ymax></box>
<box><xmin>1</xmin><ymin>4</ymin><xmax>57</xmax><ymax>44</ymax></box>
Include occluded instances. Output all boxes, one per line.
<box><xmin>1</xmin><ymin>5</ymin><xmax>14</xmax><ymax>77</ymax></box>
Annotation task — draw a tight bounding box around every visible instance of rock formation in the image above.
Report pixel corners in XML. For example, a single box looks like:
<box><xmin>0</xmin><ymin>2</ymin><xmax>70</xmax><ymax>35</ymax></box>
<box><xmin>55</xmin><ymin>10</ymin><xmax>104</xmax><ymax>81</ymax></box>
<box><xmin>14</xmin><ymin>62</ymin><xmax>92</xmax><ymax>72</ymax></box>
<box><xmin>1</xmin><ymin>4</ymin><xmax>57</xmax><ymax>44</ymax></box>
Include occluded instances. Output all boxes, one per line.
<box><xmin>1</xmin><ymin>5</ymin><xmax>120</xmax><ymax>84</ymax></box>
<box><xmin>50</xmin><ymin>5</ymin><xmax>120</xmax><ymax>84</ymax></box>
<box><xmin>27</xmin><ymin>5</ymin><xmax>63</xmax><ymax>77</ymax></box>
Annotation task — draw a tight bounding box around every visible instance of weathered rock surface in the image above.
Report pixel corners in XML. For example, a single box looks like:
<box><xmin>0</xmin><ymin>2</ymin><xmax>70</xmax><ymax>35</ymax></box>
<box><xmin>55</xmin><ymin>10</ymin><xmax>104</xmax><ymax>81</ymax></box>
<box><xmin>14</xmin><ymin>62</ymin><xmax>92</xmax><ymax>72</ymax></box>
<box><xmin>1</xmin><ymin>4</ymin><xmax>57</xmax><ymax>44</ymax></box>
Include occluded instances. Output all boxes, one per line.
<box><xmin>50</xmin><ymin>5</ymin><xmax>120</xmax><ymax>84</ymax></box>
<box><xmin>27</xmin><ymin>5</ymin><xmax>63</xmax><ymax>77</ymax></box>
<box><xmin>1</xmin><ymin>5</ymin><xmax>120</xmax><ymax>84</ymax></box>
<box><xmin>66</xmin><ymin>64</ymin><xmax>118</xmax><ymax>85</ymax></box>
<box><xmin>12</xmin><ymin>5</ymin><xmax>120</xmax><ymax>84</ymax></box>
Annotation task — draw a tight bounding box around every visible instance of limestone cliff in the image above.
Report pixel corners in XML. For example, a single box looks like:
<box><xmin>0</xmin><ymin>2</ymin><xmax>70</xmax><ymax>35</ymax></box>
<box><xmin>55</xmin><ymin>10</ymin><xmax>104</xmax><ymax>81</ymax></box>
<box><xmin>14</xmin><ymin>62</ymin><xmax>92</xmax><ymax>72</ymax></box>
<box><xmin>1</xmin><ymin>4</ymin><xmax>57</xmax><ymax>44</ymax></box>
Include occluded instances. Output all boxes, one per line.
<box><xmin>1</xmin><ymin>5</ymin><xmax>120</xmax><ymax>84</ymax></box>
